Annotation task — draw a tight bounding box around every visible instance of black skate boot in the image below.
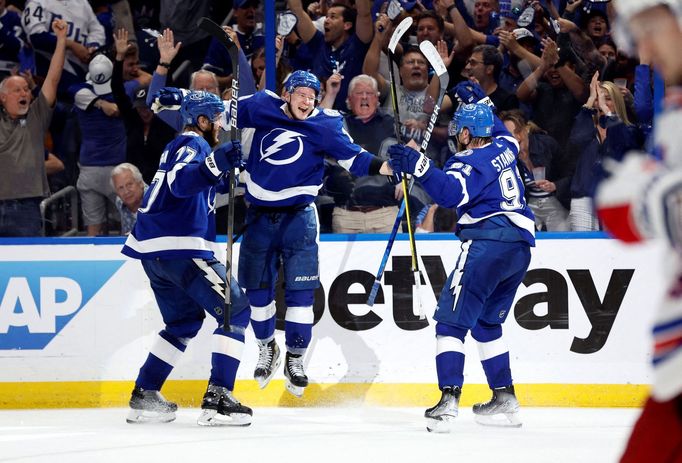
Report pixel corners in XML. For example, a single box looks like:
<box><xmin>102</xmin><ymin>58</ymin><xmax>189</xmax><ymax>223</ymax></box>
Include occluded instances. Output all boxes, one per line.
<box><xmin>283</xmin><ymin>352</ymin><xmax>308</xmax><ymax>398</ymax></box>
<box><xmin>472</xmin><ymin>385</ymin><xmax>522</xmax><ymax>427</ymax></box>
<box><xmin>126</xmin><ymin>387</ymin><xmax>178</xmax><ymax>424</ymax></box>
<box><xmin>197</xmin><ymin>383</ymin><xmax>252</xmax><ymax>427</ymax></box>
<box><xmin>424</xmin><ymin>386</ymin><xmax>461</xmax><ymax>433</ymax></box>
<box><xmin>254</xmin><ymin>339</ymin><xmax>281</xmax><ymax>389</ymax></box>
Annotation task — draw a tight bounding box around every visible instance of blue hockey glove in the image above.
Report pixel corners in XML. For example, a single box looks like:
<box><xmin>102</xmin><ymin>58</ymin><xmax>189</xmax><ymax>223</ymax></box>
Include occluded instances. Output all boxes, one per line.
<box><xmin>204</xmin><ymin>141</ymin><xmax>242</xmax><ymax>178</ymax></box>
<box><xmin>150</xmin><ymin>87</ymin><xmax>188</xmax><ymax>113</ymax></box>
<box><xmin>388</xmin><ymin>144</ymin><xmax>431</xmax><ymax>179</ymax></box>
<box><xmin>450</xmin><ymin>81</ymin><xmax>495</xmax><ymax>109</ymax></box>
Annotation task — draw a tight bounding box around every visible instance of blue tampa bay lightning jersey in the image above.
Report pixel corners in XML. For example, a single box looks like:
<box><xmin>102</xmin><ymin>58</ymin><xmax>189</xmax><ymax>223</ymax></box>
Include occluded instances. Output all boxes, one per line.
<box><xmin>236</xmin><ymin>90</ymin><xmax>377</xmax><ymax>207</ymax></box>
<box><xmin>122</xmin><ymin>132</ymin><xmax>228</xmax><ymax>260</ymax></box>
<box><xmin>420</xmin><ymin>117</ymin><xmax>536</xmax><ymax>246</ymax></box>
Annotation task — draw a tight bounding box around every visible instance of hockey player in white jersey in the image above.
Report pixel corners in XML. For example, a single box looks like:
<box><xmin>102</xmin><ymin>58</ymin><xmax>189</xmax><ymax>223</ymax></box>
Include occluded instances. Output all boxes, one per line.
<box><xmin>232</xmin><ymin>70</ymin><xmax>393</xmax><ymax>397</ymax></box>
<box><xmin>388</xmin><ymin>89</ymin><xmax>534</xmax><ymax>432</ymax></box>
<box><xmin>121</xmin><ymin>91</ymin><xmax>252</xmax><ymax>426</ymax></box>
<box><xmin>22</xmin><ymin>0</ymin><xmax>105</xmax><ymax>94</ymax></box>
<box><xmin>595</xmin><ymin>1</ymin><xmax>682</xmax><ymax>461</ymax></box>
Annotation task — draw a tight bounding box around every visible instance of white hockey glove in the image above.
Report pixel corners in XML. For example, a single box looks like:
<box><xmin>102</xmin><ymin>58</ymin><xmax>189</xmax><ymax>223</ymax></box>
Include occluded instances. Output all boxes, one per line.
<box><xmin>596</xmin><ymin>152</ymin><xmax>682</xmax><ymax>248</ymax></box>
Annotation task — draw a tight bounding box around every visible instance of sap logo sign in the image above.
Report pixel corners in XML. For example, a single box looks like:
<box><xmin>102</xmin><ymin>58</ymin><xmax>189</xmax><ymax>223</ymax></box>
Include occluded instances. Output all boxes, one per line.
<box><xmin>0</xmin><ymin>261</ymin><xmax>124</xmax><ymax>350</ymax></box>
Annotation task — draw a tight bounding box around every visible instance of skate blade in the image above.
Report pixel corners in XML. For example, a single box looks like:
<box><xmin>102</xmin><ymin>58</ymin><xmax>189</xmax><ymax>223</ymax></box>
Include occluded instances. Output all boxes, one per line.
<box><xmin>126</xmin><ymin>409</ymin><xmax>176</xmax><ymax>424</ymax></box>
<box><xmin>256</xmin><ymin>357</ymin><xmax>282</xmax><ymax>389</ymax></box>
<box><xmin>197</xmin><ymin>409</ymin><xmax>252</xmax><ymax>427</ymax></box>
<box><xmin>285</xmin><ymin>381</ymin><xmax>305</xmax><ymax>398</ymax></box>
<box><xmin>474</xmin><ymin>412</ymin><xmax>522</xmax><ymax>428</ymax></box>
<box><xmin>425</xmin><ymin>415</ymin><xmax>456</xmax><ymax>433</ymax></box>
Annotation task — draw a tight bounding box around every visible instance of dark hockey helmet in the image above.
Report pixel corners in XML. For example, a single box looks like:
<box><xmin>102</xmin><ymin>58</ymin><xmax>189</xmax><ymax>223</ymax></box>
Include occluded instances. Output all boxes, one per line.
<box><xmin>285</xmin><ymin>70</ymin><xmax>321</xmax><ymax>97</ymax></box>
<box><xmin>449</xmin><ymin>103</ymin><xmax>494</xmax><ymax>138</ymax></box>
<box><xmin>180</xmin><ymin>90</ymin><xmax>225</xmax><ymax>127</ymax></box>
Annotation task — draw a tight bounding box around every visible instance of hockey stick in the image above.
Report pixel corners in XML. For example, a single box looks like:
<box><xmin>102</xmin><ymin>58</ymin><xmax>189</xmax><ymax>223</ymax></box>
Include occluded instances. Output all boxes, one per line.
<box><xmin>198</xmin><ymin>17</ymin><xmax>240</xmax><ymax>330</ymax></box>
<box><xmin>366</xmin><ymin>30</ymin><xmax>449</xmax><ymax>309</ymax></box>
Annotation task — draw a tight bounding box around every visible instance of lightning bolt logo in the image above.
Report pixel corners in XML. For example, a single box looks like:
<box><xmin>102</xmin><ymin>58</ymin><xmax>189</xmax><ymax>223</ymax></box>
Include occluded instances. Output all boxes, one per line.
<box><xmin>260</xmin><ymin>129</ymin><xmax>306</xmax><ymax>165</ymax></box>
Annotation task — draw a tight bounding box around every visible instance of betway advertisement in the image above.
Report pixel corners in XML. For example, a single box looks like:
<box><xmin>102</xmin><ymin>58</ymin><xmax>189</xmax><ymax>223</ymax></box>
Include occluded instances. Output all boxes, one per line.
<box><xmin>0</xmin><ymin>236</ymin><xmax>663</xmax><ymax>388</ymax></box>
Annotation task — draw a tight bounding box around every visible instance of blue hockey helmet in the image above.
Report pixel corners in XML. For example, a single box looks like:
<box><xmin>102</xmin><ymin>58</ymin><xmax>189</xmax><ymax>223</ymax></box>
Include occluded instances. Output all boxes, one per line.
<box><xmin>449</xmin><ymin>103</ymin><xmax>494</xmax><ymax>138</ymax></box>
<box><xmin>180</xmin><ymin>90</ymin><xmax>225</xmax><ymax>127</ymax></box>
<box><xmin>285</xmin><ymin>70</ymin><xmax>321</xmax><ymax>96</ymax></box>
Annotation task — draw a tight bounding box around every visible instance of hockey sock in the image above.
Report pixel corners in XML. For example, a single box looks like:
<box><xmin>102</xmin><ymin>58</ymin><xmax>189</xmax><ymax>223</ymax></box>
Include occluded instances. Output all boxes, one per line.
<box><xmin>435</xmin><ymin>323</ymin><xmax>467</xmax><ymax>389</ymax></box>
<box><xmin>136</xmin><ymin>330</ymin><xmax>188</xmax><ymax>391</ymax></box>
<box><xmin>209</xmin><ymin>326</ymin><xmax>245</xmax><ymax>389</ymax></box>
<box><xmin>248</xmin><ymin>288</ymin><xmax>277</xmax><ymax>342</ymax></box>
<box><xmin>284</xmin><ymin>289</ymin><xmax>315</xmax><ymax>354</ymax></box>
<box><xmin>472</xmin><ymin>321</ymin><xmax>512</xmax><ymax>388</ymax></box>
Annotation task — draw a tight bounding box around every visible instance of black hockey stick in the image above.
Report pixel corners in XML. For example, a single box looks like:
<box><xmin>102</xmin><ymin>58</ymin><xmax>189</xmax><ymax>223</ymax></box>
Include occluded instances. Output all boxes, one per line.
<box><xmin>198</xmin><ymin>17</ymin><xmax>240</xmax><ymax>330</ymax></box>
<box><xmin>367</xmin><ymin>28</ymin><xmax>449</xmax><ymax>309</ymax></box>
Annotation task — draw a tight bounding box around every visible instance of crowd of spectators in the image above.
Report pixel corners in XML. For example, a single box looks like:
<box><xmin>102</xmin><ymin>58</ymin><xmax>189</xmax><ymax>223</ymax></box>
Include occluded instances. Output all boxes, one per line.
<box><xmin>0</xmin><ymin>0</ymin><xmax>654</xmax><ymax>237</ymax></box>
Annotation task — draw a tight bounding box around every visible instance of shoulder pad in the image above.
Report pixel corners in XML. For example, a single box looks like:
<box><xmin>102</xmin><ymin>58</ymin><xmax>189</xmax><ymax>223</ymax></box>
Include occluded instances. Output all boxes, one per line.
<box><xmin>322</xmin><ymin>108</ymin><xmax>341</xmax><ymax>117</ymax></box>
<box><xmin>455</xmin><ymin>149</ymin><xmax>474</xmax><ymax>157</ymax></box>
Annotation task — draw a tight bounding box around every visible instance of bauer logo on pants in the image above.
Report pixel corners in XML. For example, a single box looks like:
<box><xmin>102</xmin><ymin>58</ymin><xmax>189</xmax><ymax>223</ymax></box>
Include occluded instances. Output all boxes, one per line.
<box><xmin>0</xmin><ymin>261</ymin><xmax>124</xmax><ymax>350</ymax></box>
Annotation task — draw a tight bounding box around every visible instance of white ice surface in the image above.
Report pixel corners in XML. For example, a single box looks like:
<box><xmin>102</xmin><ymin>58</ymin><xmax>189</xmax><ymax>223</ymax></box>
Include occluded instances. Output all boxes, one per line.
<box><xmin>0</xmin><ymin>407</ymin><xmax>638</xmax><ymax>463</ymax></box>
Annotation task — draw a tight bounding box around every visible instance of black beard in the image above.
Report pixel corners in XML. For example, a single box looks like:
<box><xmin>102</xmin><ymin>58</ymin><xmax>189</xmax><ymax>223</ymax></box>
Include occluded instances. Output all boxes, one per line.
<box><xmin>201</xmin><ymin>123</ymin><xmax>217</xmax><ymax>147</ymax></box>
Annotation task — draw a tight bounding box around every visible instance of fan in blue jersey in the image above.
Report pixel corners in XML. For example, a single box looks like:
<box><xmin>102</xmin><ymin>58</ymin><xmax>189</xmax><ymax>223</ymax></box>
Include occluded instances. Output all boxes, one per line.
<box><xmin>388</xmin><ymin>97</ymin><xmax>535</xmax><ymax>432</ymax></box>
<box><xmin>231</xmin><ymin>70</ymin><xmax>394</xmax><ymax>397</ymax></box>
<box><xmin>121</xmin><ymin>91</ymin><xmax>253</xmax><ymax>427</ymax></box>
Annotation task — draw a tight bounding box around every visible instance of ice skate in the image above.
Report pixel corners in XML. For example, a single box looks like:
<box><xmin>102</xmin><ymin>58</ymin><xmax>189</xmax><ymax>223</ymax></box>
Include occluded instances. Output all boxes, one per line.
<box><xmin>197</xmin><ymin>383</ymin><xmax>252</xmax><ymax>427</ymax></box>
<box><xmin>283</xmin><ymin>352</ymin><xmax>308</xmax><ymax>398</ymax></box>
<box><xmin>424</xmin><ymin>386</ymin><xmax>461</xmax><ymax>433</ymax></box>
<box><xmin>126</xmin><ymin>387</ymin><xmax>177</xmax><ymax>424</ymax></box>
<box><xmin>473</xmin><ymin>385</ymin><xmax>522</xmax><ymax>427</ymax></box>
<box><xmin>254</xmin><ymin>339</ymin><xmax>281</xmax><ymax>389</ymax></box>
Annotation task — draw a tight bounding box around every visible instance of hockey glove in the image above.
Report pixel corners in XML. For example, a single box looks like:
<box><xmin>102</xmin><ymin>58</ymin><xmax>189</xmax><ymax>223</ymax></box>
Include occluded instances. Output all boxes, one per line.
<box><xmin>150</xmin><ymin>87</ymin><xmax>188</xmax><ymax>113</ymax></box>
<box><xmin>450</xmin><ymin>81</ymin><xmax>495</xmax><ymax>110</ymax></box>
<box><xmin>596</xmin><ymin>152</ymin><xmax>682</xmax><ymax>247</ymax></box>
<box><xmin>388</xmin><ymin>144</ymin><xmax>431</xmax><ymax>180</ymax></box>
<box><xmin>204</xmin><ymin>141</ymin><xmax>243</xmax><ymax>178</ymax></box>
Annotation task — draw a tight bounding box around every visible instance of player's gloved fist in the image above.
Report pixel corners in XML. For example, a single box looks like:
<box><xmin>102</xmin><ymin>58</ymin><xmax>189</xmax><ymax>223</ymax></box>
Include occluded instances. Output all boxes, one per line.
<box><xmin>450</xmin><ymin>81</ymin><xmax>495</xmax><ymax>109</ymax></box>
<box><xmin>150</xmin><ymin>87</ymin><xmax>188</xmax><ymax>113</ymax></box>
<box><xmin>388</xmin><ymin>144</ymin><xmax>431</xmax><ymax>179</ymax></box>
<box><xmin>204</xmin><ymin>141</ymin><xmax>242</xmax><ymax>178</ymax></box>
<box><xmin>600</xmin><ymin>154</ymin><xmax>682</xmax><ymax>249</ymax></box>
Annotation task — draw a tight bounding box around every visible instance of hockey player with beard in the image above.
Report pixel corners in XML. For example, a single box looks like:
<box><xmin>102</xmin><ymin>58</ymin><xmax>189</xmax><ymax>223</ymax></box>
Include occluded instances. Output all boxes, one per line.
<box><xmin>121</xmin><ymin>91</ymin><xmax>253</xmax><ymax>427</ymax></box>
<box><xmin>595</xmin><ymin>1</ymin><xmax>682</xmax><ymax>461</ymax></box>
<box><xmin>388</xmin><ymin>83</ymin><xmax>535</xmax><ymax>432</ymax></box>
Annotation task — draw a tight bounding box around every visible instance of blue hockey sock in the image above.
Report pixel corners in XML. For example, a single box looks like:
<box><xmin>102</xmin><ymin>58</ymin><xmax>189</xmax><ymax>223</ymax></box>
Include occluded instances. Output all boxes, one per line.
<box><xmin>136</xmin><ymin>330</ymin><xmax>188</xmax><ymax>391</ymax></box>
<box><xmin>209</xmin><ymin>326</ymin><xmax>245</xmax><ymax>389</ymax></box>
<box><xmin>472</xmin><ymin>321</ymin><xmax>512</xmax><ymax>388</ymax></box>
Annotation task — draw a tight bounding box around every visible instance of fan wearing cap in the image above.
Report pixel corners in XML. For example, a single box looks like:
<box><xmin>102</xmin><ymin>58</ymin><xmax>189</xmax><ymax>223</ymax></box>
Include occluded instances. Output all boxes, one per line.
<box><xmin>0</xmin><ymin>18</ymin><xmax>67</xmax><ymax>237</ymax></box>
<box><xmin>287</xmin><ymin>0</ymin><xmax>374</xmax><ymax>110</ymax></box>
<box><xmin>69</xmin><ymin>53</ymin><xmax>127</xmax><ymax>236</ymax></box>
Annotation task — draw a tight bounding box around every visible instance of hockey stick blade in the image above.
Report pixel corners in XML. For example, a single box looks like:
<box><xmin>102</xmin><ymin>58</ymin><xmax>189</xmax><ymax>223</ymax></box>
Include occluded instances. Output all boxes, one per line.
<box><xmin>388</xmin><ymin>16</ymin><xmax>413</xmax><ymax>54</ymax></box>
<box><xmin>418</xmin><ymin>40</ymin><xmax>448</xmax><ymax>87</ymax></box>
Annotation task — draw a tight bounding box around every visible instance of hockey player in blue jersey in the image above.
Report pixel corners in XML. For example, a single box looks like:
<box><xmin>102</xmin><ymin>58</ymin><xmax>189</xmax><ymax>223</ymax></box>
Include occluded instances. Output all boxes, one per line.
<box><xmin>234</xmin><ymin>70</ymin><xmax>393</xmax><ymax>397</ymax></box>
<box><xmin>121</xmin><ymin>91</ymin><xmax>253</xmax><ymax>426</ymax></box>
<box><xmin>388</xmin><ymin>86</ymin><xmax>535</xmax><ymax>432</ymax></box>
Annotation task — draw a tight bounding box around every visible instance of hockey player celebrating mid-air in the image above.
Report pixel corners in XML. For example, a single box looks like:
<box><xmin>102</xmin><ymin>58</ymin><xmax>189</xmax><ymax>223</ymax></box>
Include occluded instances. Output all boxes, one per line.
<box><xmin>595</xmin><ymin>1</ymin><xmax>682</xmax><ymax>461</ymax></box>
<box><xmin>388</xmin><ymin>83</ymin><xmax>535</xmax><ymax>432</ymax></box>
<box><xmin>232</xmin><ymin>70</ymin><xmax>394</xmax><ymax>397</ymax></box>
<box><xmin>121</xmin><ymin>91</ymin><xmax>253</xmax><ymax>426</ymax></box>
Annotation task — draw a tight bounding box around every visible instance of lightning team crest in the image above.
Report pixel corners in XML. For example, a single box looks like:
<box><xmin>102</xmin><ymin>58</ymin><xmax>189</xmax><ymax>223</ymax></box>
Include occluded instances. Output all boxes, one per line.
<box><xmin>260</xmin><ymin>129</ymin><xmax>306</xmax><ymax>165</ymax></box>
